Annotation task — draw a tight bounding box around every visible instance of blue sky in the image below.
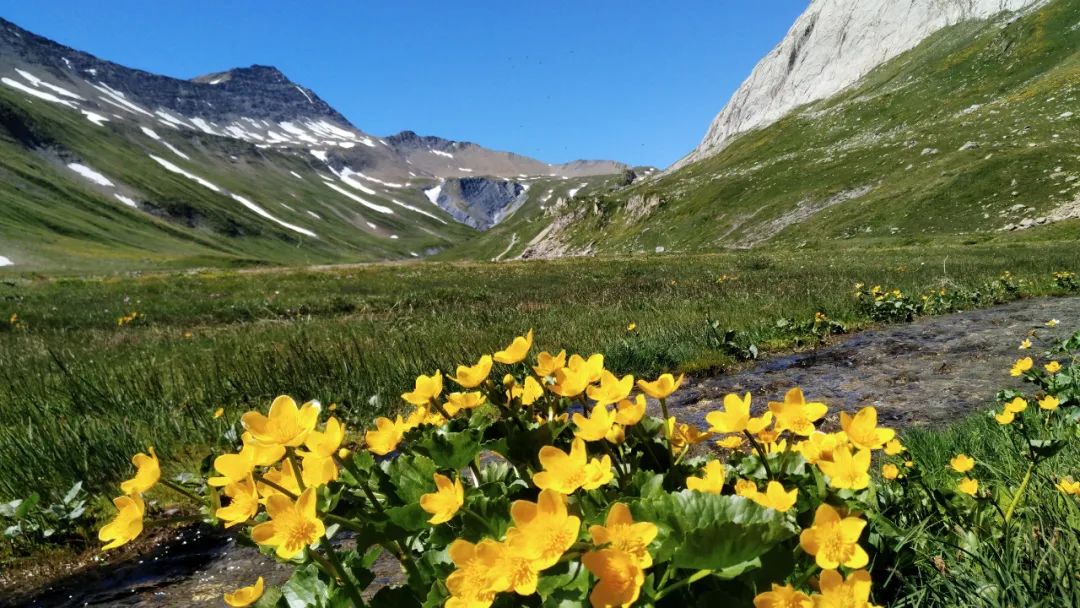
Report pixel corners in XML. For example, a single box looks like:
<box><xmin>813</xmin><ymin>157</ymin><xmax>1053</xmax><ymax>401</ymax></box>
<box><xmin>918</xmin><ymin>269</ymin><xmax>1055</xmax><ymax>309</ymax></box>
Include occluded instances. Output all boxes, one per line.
<box><xmin>2</xmin><ymin>1</ymin><xmax>808</xmax><ymax>168</ymax></box>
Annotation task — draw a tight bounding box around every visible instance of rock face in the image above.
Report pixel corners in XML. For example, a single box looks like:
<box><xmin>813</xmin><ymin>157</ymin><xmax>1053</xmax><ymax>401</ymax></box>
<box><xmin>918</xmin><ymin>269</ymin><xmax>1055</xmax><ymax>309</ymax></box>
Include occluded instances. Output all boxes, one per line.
<box><xmin>431</xmin><ymin>177</ymin><xmax>528</xmax><ymax>230</ymax></box>
<box><xmin>678</xmin><ymin>0</ymin><xmax>1044</xmax><ymax>167</ymax></box>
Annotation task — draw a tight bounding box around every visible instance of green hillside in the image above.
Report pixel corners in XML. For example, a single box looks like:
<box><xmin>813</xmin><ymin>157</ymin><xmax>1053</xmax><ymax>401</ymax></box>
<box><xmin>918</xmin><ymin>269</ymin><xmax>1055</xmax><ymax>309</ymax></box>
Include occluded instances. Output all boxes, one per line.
<box><xmin>474</xmin><ymin>0</ymin><xmax>1080</xmax><ymax>256</ymax></box>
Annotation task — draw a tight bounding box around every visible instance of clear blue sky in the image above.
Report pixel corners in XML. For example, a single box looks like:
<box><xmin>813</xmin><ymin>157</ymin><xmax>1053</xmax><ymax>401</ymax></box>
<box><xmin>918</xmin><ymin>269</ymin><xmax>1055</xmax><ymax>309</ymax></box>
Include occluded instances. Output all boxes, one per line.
<box><xmin>2</xmin><ymin>1</ymin><xmax>808</xmax><ymax>168</ymax></box>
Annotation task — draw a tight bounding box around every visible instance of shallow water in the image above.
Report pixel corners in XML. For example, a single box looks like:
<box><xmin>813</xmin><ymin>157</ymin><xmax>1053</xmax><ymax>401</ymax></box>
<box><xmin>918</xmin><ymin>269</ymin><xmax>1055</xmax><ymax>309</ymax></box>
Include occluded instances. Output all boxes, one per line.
<box><xmin>11</xmin><ymin>296</ymin><xmax>1079</xmax><ymax>606</ymax></box>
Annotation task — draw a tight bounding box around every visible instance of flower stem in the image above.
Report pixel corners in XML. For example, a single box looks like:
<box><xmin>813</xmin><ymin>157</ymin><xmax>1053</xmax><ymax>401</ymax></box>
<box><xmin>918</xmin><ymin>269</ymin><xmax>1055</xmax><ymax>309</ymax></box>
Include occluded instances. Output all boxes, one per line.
<box><xmin>254</xmin><ymin>474</ymin><xmax>298</xmax><ymax>500</ymax></box>
<box><xmin>323</xmin><ymin>542</ymin><xmax>368</xmax><ymax>607</ymax></box>
<box><xmin>160</xmin><ymin>479</ymin><xmax>204</xmax><ymax>504</ymax></box>
<box><xmin>1004</xmin><ymin>461</ymin><xmax>1036</xmax><ymax>524</ymax></box>
<box><xmin>333</xmin><ymin>454</ymin><xmax>384</xmax><ymax>513</ymax></box>
<box><xmin>656</xmin><ymin>569</ymin><xmax>712</xmax><ymax>599</ymax></box>
<box><xmin>743</xmin><ymin>430</ymin><xmax>774</xmax><ymax>479</ymax></box>
<box><xmin>659</xmin><ymin>398</ymin><xmax>674</xmax><ymax>457</ymax></box>
<box><xmin>460</xmin><ymin>506</ymin><xmax>498</xmax><ymax>536</ymax></box>
<box><xmin>287</xmin><ymin>449</ymin><xmax>307</xmax><ymax>492</ymax></box>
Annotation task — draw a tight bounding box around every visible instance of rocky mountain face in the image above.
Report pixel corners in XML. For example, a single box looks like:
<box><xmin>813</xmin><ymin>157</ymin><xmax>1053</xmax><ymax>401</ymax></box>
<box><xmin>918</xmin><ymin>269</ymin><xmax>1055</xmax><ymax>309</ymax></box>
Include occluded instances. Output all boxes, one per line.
<box><xmin>0</xmin><ymin>18</ymin><xmax>633</xmax><ymax>271</ymax></box>
<box><xmin>678</xmin><ymin>0</ymin><xmax>1046</xmax><ymax>167</ymax></box>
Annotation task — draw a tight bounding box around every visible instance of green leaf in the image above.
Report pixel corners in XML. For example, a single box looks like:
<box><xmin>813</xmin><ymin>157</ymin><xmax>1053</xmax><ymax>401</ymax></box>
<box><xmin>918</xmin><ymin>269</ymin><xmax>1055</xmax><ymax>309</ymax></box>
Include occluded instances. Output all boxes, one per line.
<box><xmin>386</xmin><ymin>503</ymin><xmax>432</xmax><ymax>533</ymax></box>
<box><xmin>383</xmin><ymin>453</ymin><xmax>438</xmax><ymax>503</ymax></box>
<box><xmin>413</xmin><ymin>427</ymin><xmax>484</xmax><ymax>470</ymax></box>
<box><xmin>1028</xmin><ymin>438</ymin><xmax>1066</xmax><ymax>459</ymax></box>
<box><xmin>281</xmin><ymin>565</ymin><xmax>329</xmax><ymax>608</ymax></box>
<box><xmin>634</xmin><ymin>491</ymin><xmax>797</xmax><ymax>571</ymax></box>
<box><xmin>14</xmin><ymin>493</ymin><xmax>39</xmax><ymax>519</ymax></box>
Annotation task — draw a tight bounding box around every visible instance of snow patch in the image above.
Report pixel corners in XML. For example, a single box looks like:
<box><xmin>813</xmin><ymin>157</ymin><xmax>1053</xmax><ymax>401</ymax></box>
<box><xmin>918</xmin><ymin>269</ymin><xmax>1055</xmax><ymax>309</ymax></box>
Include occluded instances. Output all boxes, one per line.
<box><xmin>230</xmin><ymin>193</ymin><xmax>317</xmax><ymax>237</ymax></box>
<box><xmin>68</xmin><ymin>163</ymin><xmax>114</xmax><ymax>187</ymax></box>
<box><xmin>15</xmin><ymin>69</ymin><xmax>84</xmax><ymax>100</ymax></box>
<box><xmin>0</xmin><ymin>256</ymin><xmax>12</xmax><ymax>267</ymax></box>
<box><xmin>306</xmin><ymin>210</ymin><xmax>321</xmax><ymax>219</ymax></box>
<box><xmin>140</xmin><ymin>126</ymin><xmax>161</xmax><ymax>140</ymax></box>
<box><xmin>310</xmin><ymin>150</ymin><xmax>329</xmax><ymax>162</ymax></box>
<box><xmin>92</xmin><ymin>82</ymin><xmax>153</xmax><ymax>116</ymax></box>
<box><xmin>149</xmin><ymin>154</ymin><xmax>221</xmax><ymax>192</ymax></box>
<box><xmin>390</xmin><ymin>199</ymin><xmax>447</xmax><ymax>223</ymax></box>
<box><xmin>289</xmin><ymin>171</ymin><xmax>304</xmax><ymax>180</ymax></box>
<box><xmin>2</xmin><ymin>77</ymin><xmax>78</xmax><ymax>108</ymax></box>
<box><xmin>114</xmin><ymin>194</ymin><xmax>138</xmax><ymax>208</ymax></box>
<box><xmin>295</xmin><ymin>86</ymin><xmax>314</xmax><ymax>104</ymax></box>
<box><xmin>325</xmin><ymin>183</ymin><xmax>395</xmax><ymax>215</ymax></box>
<box><xmin>458</xmin><ymin>167</ymin><xmax>474</xmax><ymax>173</ymax></box>
<box><xmin>160</xmin><ymin>141</ymin><xmax>190</xmax><ymax>161</ymax></box>
<box><xmin>82</xmin><ymin>110</ymin><xmax>109</xmax><ymax>126</ymax></box>
<box><xmin>431</xmin><ymin>150</ymin><xmax>454</xmax><ymax>158</ymax></box>
<box><xmin>424</xmin><ymin>184</ymin><xmax>443</xmax><ymax>206</ymax></box>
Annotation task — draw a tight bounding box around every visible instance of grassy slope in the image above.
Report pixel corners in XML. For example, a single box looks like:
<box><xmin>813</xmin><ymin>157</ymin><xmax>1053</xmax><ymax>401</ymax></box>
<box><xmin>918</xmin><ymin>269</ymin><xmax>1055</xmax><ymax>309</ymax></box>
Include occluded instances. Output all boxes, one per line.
<box><xmin>0</xmin><ymin>86</ymin><xmax>475</xmax><ymax>272</ymax></box>
<box><xmin>468</xmin><ymin>0</ymin><xmax>1080</xmax><ymax>256</ymax></box>
<box><xmin>2</xmin><ymin>241</ymin><xmax>1079</xmax><ymax>501</ymax></box>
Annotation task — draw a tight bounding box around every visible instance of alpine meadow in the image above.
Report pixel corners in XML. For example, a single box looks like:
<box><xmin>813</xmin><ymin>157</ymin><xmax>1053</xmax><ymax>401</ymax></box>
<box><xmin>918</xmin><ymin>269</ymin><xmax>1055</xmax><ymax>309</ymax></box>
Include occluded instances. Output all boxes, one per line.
<box><xmin>3</xmin><ymin>2</ymin><xmax>1080</xmax><ymax>607</ymax></box>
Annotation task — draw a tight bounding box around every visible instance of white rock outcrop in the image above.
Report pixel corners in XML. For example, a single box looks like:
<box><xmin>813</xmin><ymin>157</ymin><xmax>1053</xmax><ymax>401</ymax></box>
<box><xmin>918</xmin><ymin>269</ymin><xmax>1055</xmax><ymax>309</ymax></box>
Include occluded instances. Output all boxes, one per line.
<box><xmin>677</xmin><ymin>0</ymin><xmax>1044</xmax><ymax>168</ymax></box>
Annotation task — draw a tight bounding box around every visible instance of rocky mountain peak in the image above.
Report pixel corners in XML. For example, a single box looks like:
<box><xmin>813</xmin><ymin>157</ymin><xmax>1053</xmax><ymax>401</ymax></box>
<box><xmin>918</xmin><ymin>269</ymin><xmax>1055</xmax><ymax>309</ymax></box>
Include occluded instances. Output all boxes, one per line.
<box><xmin>677</xmin><ymin>0</ymin><xmax>1045</xmax><ymax>168</ymax></box>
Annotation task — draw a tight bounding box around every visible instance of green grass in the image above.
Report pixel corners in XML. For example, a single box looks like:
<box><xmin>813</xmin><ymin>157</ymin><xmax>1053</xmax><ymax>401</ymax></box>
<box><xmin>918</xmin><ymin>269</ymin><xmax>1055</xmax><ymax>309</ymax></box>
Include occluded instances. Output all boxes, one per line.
<box><xmin>890</xmin><ymin>414</ymin><xmax>1080</xmax><ymax>605</ymax></box>
<box><xmin>2</xmin><ymin>241</ymin><xmax>1079</xmax><ymax>504</ymax></box>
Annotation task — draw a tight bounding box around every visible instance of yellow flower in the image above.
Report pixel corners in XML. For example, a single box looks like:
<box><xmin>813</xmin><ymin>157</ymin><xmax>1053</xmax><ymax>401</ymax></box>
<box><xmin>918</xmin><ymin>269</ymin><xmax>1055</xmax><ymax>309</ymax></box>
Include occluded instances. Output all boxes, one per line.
<box><xmin>686</xmin><ymin>460</ymin><xmax>726</xmax><ymax>494</ymax></box>
<box><xmin>705</xmin><ymin>393</ymin><xmax>772</xmax><ymax>435</ymax></box>
<box><xmin>666</xmin><ymin>418</ymin><xmax>709</xmax><ymax>451</ymax></box>
<box><xmin>494</xmin><ymin>329</ymin><xmax>534</xmax><ymax>364</ymax></box>
<box><xmin>241</xmin><ymin>395</ymin><xmax>320</xmax><ymax>448</ymax></box>
<box><xmin>606</xmin><ymin>424</ymin><xmax>626</xmax><ymax>444</ymax></box>
<box><xmin>839</xmin><ymin>406</ymin><xmax>895</xmax><ymax>451</ymax></box>
<box><xmin>949</xmin><ymin>454</ymin><xmax>975</xmax><ymax>474</ymax></box>
<box><xmin>98</xmin><ymin>494</ymin><xmax>145</xmax><ymax>550</ymax></box>
<box><xmin>904</xmin><ymin>460</ymin><xmax>915</xmax><ymax>468</ymax></box>
<box><xmin>404</xmin><ymin>405</ymin><xmax>445</xmax><ymax>429</ymax></box>
<box><xmin>753</xmin><ymin>584</ymin><xmax>812</xmax><ymax>608</ymax></box>
<box><xmin>768</xmin><ymin>388</ymin><xmax>828</xmax><ymax>437</ymax></box>
<box><xmin>549</xmin><ymin>366</ymin><xmax>592</xmax><ymax>398</ymax></box>
<box><xmin>446</xmin><ymin>539</ymin><xmax>512</xmax><ymax>607</ymax></box>
<box><xmin>568</xmin><ymin>353</ymin><xmax>606</xmax><ymax>383</ymax></box>
<box><xmin>1019</xmin><ymin>339</ymin><xmax>1032</xmax><ymax>350</ymax></box>
<box><xmin>365</xmin><ymin>415</ymin><xmax>406</xmax><ymax>456</ymax></box>
<box><xmin>1039</xmin><ymin>395</ymin><xmax>1060</xmax><ymax>411</ymax></box>
<box><xmin>420</xmin><ymin>473</ymin><xmax>465</xmax><ymax>524</ymax></box>
<box><xmin>817</xmin><ymin>445</ymin><xmax>872</xmax><ymax>490</ymax></box>
<box><xmin>752</xmin><ymin>481</ymin><xmax>797</xmax><ymax>512</ymax></box>
<box><xmin>813</xmin><ymin>569</ymin><xmax>873</xmax><ymax>608</ymax></box>
<box><xmin>509</xmin><ymin>376</ymin><xmax>544</xmax><ymax>406</ymax></box>
<box><xmin>582</xmin><ymin>549</ymin><xmax>644</xmax><ymax>608</ymax></box>
<box><xmin>957</xmin><ymin>477</ymin><xmax>979</xmax><ymax>496</ymax></box>
<box><xmin>1046</xmin><ymin>319</ymin><xmax>1060</xmax><ymax>327</ymax></box>
<box><xmin>402</xmin><ymin>371</ymin><xmax>443</xmax><ymax>406</ymax></box>
<box><xmin>589</xmin><ymin>503</ymin><xmax>658</xmax><ymax>568</ymax></box>
<box><xmin>883</xmin><ymin>439</ymin><xmax>905</xmax><ymax>456</ymax></box>
<box><xmin>213</xmin><ymin>407</ymin><xmax>225</xmax><ymax>419</ymax></box>
<box><xmin>298</xmin><ymin>417</ymin><xmax>345</xmax><ymax>487</ymax></box>
<box><xmin>793</xmin><ymin>432</ymin><xmax>843</xmax><ymax>465</ymax></box>
<box><xmin>995</xmin><ymin>409</ymin><xmax>1015</xmax><ymax>425</ymax></box>
<box><xmin>614</xmin><ymin>395</ymin><xmax>646</xmax><ymax>426</ymax></box>
<box><xmin>627</xmin><ymin>322</ymin><xmax>637</xmax><ymax>332</ymax></box>
<box><xmin>223</xmin><ymin>577</ymin><xmax>264</xmax><ymax>607</ymax></box>
<box><xmin>533</xmin><ymin>350</ymin><xmax>567</xmax><ymax>377</ymax></box>
<box><xmin>1010</xmin><ymin>357</ymin><xmax>1034</xmax><ymax>377</ymax></box>
<box><xmin>119</xmin><ymin>447</ymin><xmax>160</xmax><ymax>495</ymax></box>
<box><xmin>445</xmin><ymin>391</ymin><xmax>487</xmax><ymax>416</ymax></box>
<box><xmin>637</xmin><ymin>373</ymin><xmax>685</xmax><ymax>400</ymax></box>
<box><xmin>251</xmin><ymin>487</ymin><xmax>325</xmax><ymax>560</ymax></box>
<box><xmin>451</xmin><ymin>355</ymin><xmax>493</xmax><ymax>388</ymax></box>
<box><xmin>574</xmin><ymin>404</ymin><xmax>618</xmax><ymax>442</ymax></box>
<box><xmin>1005</xmin><ymin>397</ymin><xmax>1028</xmax><ymax>413</ymax></box>
<box><xmin>734</xmin><ymin>478</ymin><xmax>759</xmax><ymax>499</ymax></box>
<box><xmin>210</xmin><ymin>432</ymin><xmax>285</xmax><ymax>487</ymax></box>
<box><xmin>799</xmin><ymin>504</ymin><xmax>869</xmax><ymax>570</ymax></box>
<box><xmin>1046</xmin><ymin>361</ymin><xmax>1063</xmax><ymax>374</ymax></box>
<box><xmin>259</xmin><ymin>458</ymin><xmax>302</xmax><ymax>498</ymax></box>
<box><xmin>506</xmin><ymin>489</ymin><xmax>581</xmax><ymax>570</ymax></box>
<box><xmin>882</xmin><ymin>463</ymin><xmax>900</xmax><ymax>480</ymax></box>
<box><xmin>533</xmin><ymin>438</ymin><xmax>613</xmax><ymax>494</ymax></box>
<box><xmin>587</xmin><ymin>371</ymin><xmax>635</xmax><ymax>407</ymax></box>
<box><xmin>716</xmin><ymin>434</ymin><xmax>745</xmax><ymax>449</ymax></box>
<box><xmin>216</xmin><ymin>474</ymin><xmax>260</xmax><ymax>528</ymax></box>
<box><xmin>1057</xmin><ymin>479</ymin><xmax>1080</xmax><ymax>496</ymax></box>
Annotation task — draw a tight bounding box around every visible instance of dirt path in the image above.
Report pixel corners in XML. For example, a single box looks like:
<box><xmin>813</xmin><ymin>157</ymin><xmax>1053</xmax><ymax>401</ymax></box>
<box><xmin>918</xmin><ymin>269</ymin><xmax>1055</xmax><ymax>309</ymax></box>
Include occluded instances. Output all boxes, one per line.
<box><xmin>9</xmin><ymin>296</ymin><xmax>1079</xmax><ymax>607</ymax></box>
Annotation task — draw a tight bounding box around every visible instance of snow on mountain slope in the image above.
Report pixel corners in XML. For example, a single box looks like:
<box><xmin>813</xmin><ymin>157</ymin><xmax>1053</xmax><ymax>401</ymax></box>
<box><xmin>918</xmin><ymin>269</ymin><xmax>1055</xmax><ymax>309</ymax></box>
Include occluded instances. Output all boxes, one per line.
<box><xmin>678</xmin><ymin>0</ymin><xmax>1045</xmax><ymax>167</ymax></box>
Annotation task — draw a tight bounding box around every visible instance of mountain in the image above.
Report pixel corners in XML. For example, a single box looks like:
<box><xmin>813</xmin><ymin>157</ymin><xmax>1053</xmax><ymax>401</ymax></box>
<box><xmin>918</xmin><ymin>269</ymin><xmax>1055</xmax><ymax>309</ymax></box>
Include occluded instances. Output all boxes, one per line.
<box><xmin>456</xmin><ymin>0</ymin><xmax>1080</xmax><ymax>259</ymax></box>
<box><xmin>679</xmin><ymin>0</ymin><xmax>1045</xmax><ymax>167</ymax></box>
<box><xmin>0</xmin><ymin>18</ymin><xmax>630</xmax><ymax>271</ymax></box>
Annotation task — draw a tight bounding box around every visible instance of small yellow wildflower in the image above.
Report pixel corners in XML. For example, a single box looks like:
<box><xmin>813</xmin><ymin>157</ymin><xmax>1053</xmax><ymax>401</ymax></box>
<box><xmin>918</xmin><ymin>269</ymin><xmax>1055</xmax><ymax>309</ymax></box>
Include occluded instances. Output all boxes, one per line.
<box><xmin>686</xmin><ymin>460</ymin><xmax>726</xmax><ymax>494</ymax></box>
<box><xmin>637</xmin><ymin>373</ymin><xmax>684</xmax><ymax>400</ymax></box>
<box><xmin>799</xmin><ymin>503</ymin><xmax>869</xmax><ymax>569</ymax></box>
<box><xmin>752</xmin><ymin>481</ymin><xmax>798</xmax><ymax>512</ymax></box>
<box><xmin>1039</xmin><ymin>395</ymin><xmax>1060</xmax><ymax>411</ymax></box>
<box><xmin>769</xmin><ymin>388</ymin><xmax>828</xmax><ymax>437</ymax></box>
<box><xmin>614</xmin><ymin>395</ymin><xmax>646</xmax><ymax>426</ymax></box>
<box><xmin>450</xmin><ymin>355</ymin><xmax>493</xmax><ymax>388</ymax></box>
<box><xmin>705</xmin><ymin>392</ymin><xmax>772</xmax><ymax>435</ymax></box>
<box><xmin>98</xmin><ymin>494</ymin><xmax>145</xmax><ymax>550</ymax></box>
<box><xmin>817</xmin><ymin>445</ymin><xmax>872</xmax><ymax>490</ymax></box>
<box><xmin>957</xmin><ymin>477</ymin><xmax>979</xmax><ymax>496</ymax></box>
<box><xmin>882</xmin><ymin>464</ymin><xmax>900</xmax><ymax>480</ymax></box>
<box><xmin>1010</xmin><ymin>357</ymin><xmax>1034</xmax><ymax>377</ymax></box>
<box><xmin>224</xmin><ymin>577</ymin><xmax>264</xmax><ymax>607</ymax></box>
<box><xmin>581</xmin><ymin>549</ymin><xmax>644</xmax><ymax>608</ymax></box>
<box><xmin>753</xmin><ymin>584</ymin><xmax>812</xmax><ymax>608</ymax></box>
<box><xmin>573</xmin><ymin>404</ymin><xmax>618</xmax><ymax>442</ymax></box>
<box><xmin>119</xmin><ymin>447</ymin><xmax>160</xmax><ymax>495</ymax></box>
<box><xmin>949</xmin><ymin>454</ymin><xmax>975</xmax><ymax>473</ymax></box>
<box><xmin>493</xmin><ymin>329</ymin><xmax>533</xmax><ymax>365</ymax></box>
<box><xmin>241</xmin><ymin>395</ymin><xmax>320</xmax><ymax>448</ymax></box>
<box><xmin>533</xmin><ymin>350</ymin><xmax>567</xmax><ymax>377</ymax></box>
<box><xmin>532</xmin><ymin>438</ymin><xmax>613</xmax><ymax>494</ymax></box>
<box><xmin>402</xmin><ymin>371</ymin><xmax>443</xmax><ymax>405</ymax></box>
<box><xmin>420</xmin><ymin>473</ymin><xmax>465</xmax><ymax>525</ymax></box>
<box><xmin>588</xmin><ymin>502</ymin><xmax>658</xmax><ymax>568</ymax></box>
<box><xmin>251</xmin><ymin>487</ymin><xmax>326</xmax><ymax>559</ymax></box>
<box><xmin>1045</xmin><ymin>361</ymin><xmax>1062</xmax><ymax>374</ymax></box>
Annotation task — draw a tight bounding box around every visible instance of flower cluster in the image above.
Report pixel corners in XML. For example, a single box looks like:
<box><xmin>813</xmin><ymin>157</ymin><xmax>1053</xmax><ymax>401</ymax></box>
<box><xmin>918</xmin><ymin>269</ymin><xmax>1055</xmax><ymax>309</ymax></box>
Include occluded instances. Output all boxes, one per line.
<box><xmin>96</xmin><ymin>324</ymin><xmax>1080</xmax><ymax>607</ymax></box>
<box><xmin>116</xmin><ymin>311</ymin><xmax>141</xmax><ymax>327</ymax></box>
